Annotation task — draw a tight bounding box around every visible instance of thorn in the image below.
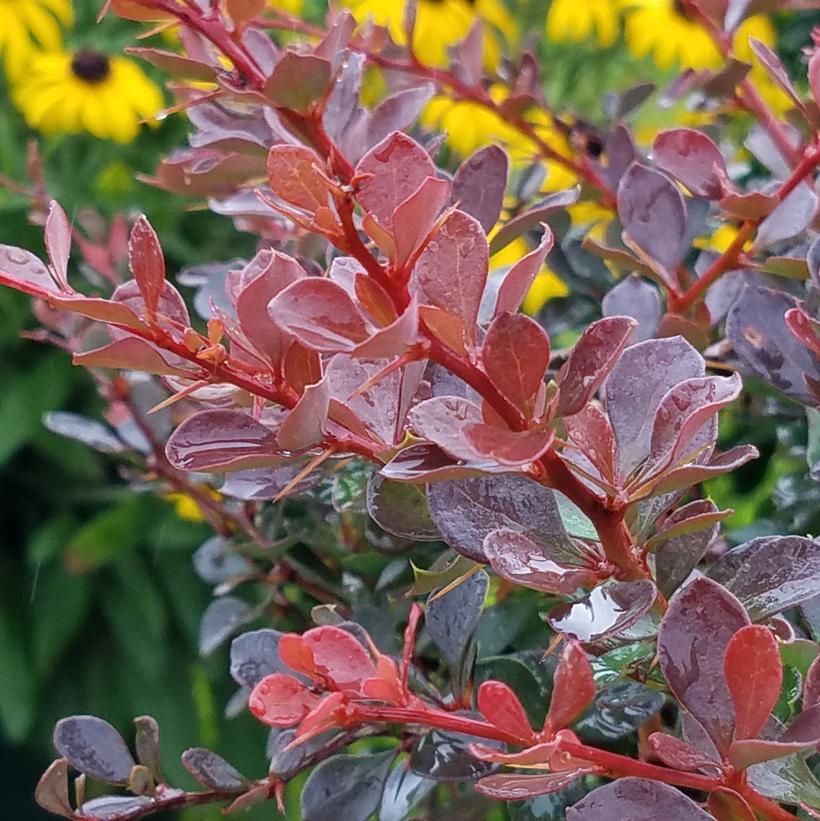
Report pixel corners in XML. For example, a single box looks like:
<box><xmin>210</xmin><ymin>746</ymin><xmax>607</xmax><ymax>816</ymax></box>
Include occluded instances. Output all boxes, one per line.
<box><xmin>272</xmin><ymin>447</ymin><xmax>335</xmax><ymax>503</ymax></box>
<box><xmin>428</xmin><ymin>562</ymin><xmax>483</xmax><ymax>602</ymax></box>
<box><xmin>542</xmin><ymin>633</ymin><xmax>564</xmax><ymax>660</ymax></box>
<box><xmin>147</xmin><ymin>380</ymin><xmax>210</xmax><ymax>413</ymax></box>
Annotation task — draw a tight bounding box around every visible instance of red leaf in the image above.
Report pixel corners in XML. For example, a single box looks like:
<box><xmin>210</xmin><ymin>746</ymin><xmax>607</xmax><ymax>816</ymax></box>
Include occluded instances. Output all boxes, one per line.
<box><xmin>477</xmin><ymin>680</ymin><xmax>535</xmax><ymax>742</ymax></box>
<box><xmin>73</xmin><ymin>337</ymin><xmax>196</xmax><ymax>378</ymax></box>
<box><xmin>276</xmin><ymin>375</ymin><xmax>330</xmax><ymax>452</ymax></box>
<box><xmin>545</xmin><ymin>642</ymin><xmax>596</xmax><ymax>733</ymax></box>
<box><xmin>493</xmin><ymin>227</ymin><xmax>554</xmax><ymax>317</ymax></box>
<box><xmin>463</xmin><ymin>424</ymin><xmax>554</xmax><ymax>467</ymax></box>
<box><xmin>266</xmin><ymin>145</ymin><xmax>335</xmax><ymax>215</ymax></box>
<box><xmin>652</xmin><ymin>129</ymin><xmax>729</xmax><ymax>199</ymax></box>
<box><xmin>353</xmin><ymin>300</ymin><xmax>419</xmax><ymax>358</ymax></box>
<box><xmin>45</xmin><ymin>201</ymin><xmax>71</xmax><ymax>290</ymax></box>
<box><xmin>128</xmin><ymin>216</ymin><xmax>166</xmax><ymax>317</ymax></box>
<box><xmin>475</xmin><ymin>770</ymin><xmax>591</xmax><ymax>801</ymax></box>
<box><xmin>248</xmin><ymin>673</ymin><xmax>321</xmax><ymax>727</ymax></box>
<box><xmin>0</xmin><ymin>245</ymin><xmax>63</xmax><ymax>298</ymax></box>
<box><xmin>268</xmin><ymin>278</ymin><xmax>371</xmax><ymax>353</ymax></box>
<box><xmin>356</xmin><ymin>132</ymin><xmax>436</xmax><ymax>228</ymax></box>
<box><xmin>483</xmin><ymin>529</ymin><xmax>594</xmax><ymax>595</ymax></box>
<box><xmin>565</xmin><ymin>404</ymin><xmax>617</xmax><ymax>485</ymax></box>
<box><xmin>288</xmin><ymin>626</ymin><xmax>377</xmax><ymax>693</ymax></box>
<box><xmin>724</xmin><ymin>624</ymin><xmax>782</xmax><ymax>741</ymax></box>
<box><xmin>407</xmin><ymin>396</ymin><xmax>483</xmax><ymax>462</ymax></box>
<box><xmin>708</xmin><ymin>787</ymin><xmax>756</xmax><ymax>821</ymax></box>
<box><xmin>453</xmin><ymin>145</ymin><xmax>508</xmax><ymax>234</ymax></box>
<box><xmin>392</xmin><ymin>176</ymin><xmax>451</xmax><ymax>267</ymax></box>
<box><xmin>413</xmin><ymin>210</ymin><xmax>488</xmax><ymax>342</ymax></box>
<box><xmin>482</xmin><ymin>312</ymin><xmax>550</xmax><ymax>418</ymax></box>
<box><xmin>555</xmin><ymin>316</ymin><xmax>636</xmax><ymax>417</ymax></box>
<box><xmin>648</xmin><ymin>732</ymin><xmax>720</xmax><ymax>772</ymax></box>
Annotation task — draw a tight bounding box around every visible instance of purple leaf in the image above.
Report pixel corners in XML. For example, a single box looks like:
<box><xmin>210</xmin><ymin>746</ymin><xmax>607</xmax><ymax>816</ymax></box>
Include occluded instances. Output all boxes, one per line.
<box><xmin>605</xmin><ymin>336</ymin><xmax>704</xmax><ymax>478</ymax></box>
<box><xmin>0</xmin><ymin>244</ymin><xmax>63</xmax><ymax>298</ymax></box>
<box><xmin>565</xmin><ymin>403</ymin><xmax>617</xmax><ymax>485</ymax></box>
<box><xmin>707</xmin><ymin>535</ymin><xmax>820</xmax><ymax>620</ymax></box>
<box><xmin>806</xmin><ymin>654</ymin><xmax>820</xmax><ymax>708</ymax></box>
<box><xmin>601</xmin><ymin>276</ymin><xmax>662</xmax><ymax>343</ymax></box>
<box><xmin>78</xmin><ymin>797</ymin><xmax>153</xmax><ymax>819</ymax></box>
<box><xmin>111</xmin><ymin>278</ymin><xmax>189</xmax><ymax>328</ymax></box>
<box><xmin>427</xmin><ymin>475</ymin><xmax>574</xmax><ymax>563</ymax></box>
<box><xmin>658</xmin><ymin>577</ymin><xmax>750</xmax><ymax>755</ymax></box>
<box><xmin>748</xmin><ymin>38</ymin><xmax>805</xmax><ymax>113</ymax></box>
<box><xmin>53</xmin><ymin>716</ymin><xmax>135</xmax><ymax>785</ymax></box>
<box><xmin>356</xmin><ymin>132</ymin><xmax>436</xmax><ymax>228</ymax></box>
<box><xmin>380</xmin><ymin>443</ymin><xmax>492</xmax><ymax>483</ymax></box>
<box><xmin>567</xmin><ymin>778</ymin><xmax>713</xmax><ymax>820</ymax></box>
<box><xmin>481</xmin><ymin>312</ymin><xmax>550</xmax><ymax>418</ymax></box>
<box><xmin>366</xmin><ymin>84</ymin><xmax>435</xmax><ymax>150</ymax></box>
<box><xmin>547</xmin><ymin>641</ymin><xmax>597</xmax><ymax>732</ymax></box>
<box><xmin>181</xmin><ymin>748</ymin><xmax>250</xmax><ymax>792</ymax></box>
<box><xmin>492</xmin><ymin>227</ymin><xmax>554</xmax><ymax>317</ymax></box>
<box><xmin>547</xmin><ymin>580</ymin><xmax>657</xmax><ymax>642</ymax></box>
<box><xmin>452</xmin><ymin>145</ymin><xmax>509</xmax><ymax>233</ymax></box>
<box><xmin>268</xmin><ymin>278</ymin><xmax>371</xmax><ymax>353</ymax></box>
<box><xmin>649</xmin><ymin>444</ymin><xmax>758</xmax><ymax>495</ymax></box>
<box><xmin>754</xmin><ymin>184</ymin><xmax>818</xmax><ymax>251</ymax></box>
<box><xmin>483</xmin><ymin>529</ymin><xmax>593</xmax><ymax>594</ymax></box>
<box><xmin>220</xmin><ymin>465</ymin><xmax>315</xmax><ymax>501</ymax></box>
<box><xmin>166</xmin><ymin>409</ymin><xmax>282</xmax><ymax>472</ymax></box>
<box><xmin>652</xmin><ymin>129</ymin><xmax>729</xmax><ymax>200</ymax></box>
<box><xmin>413</xmin><ymin>209</ymin><xmax>488</xmax><ymax>342</ymax></box>
<box><xmin>617</xmin><ymin>163</ymin><xmax>687</xmax><ymax>280</ymax></box>
<box><xmin>199</xmin><ymin>596</ymin><xmax>252</xmax><ymax>655</ymax></box>
<box><xmin>488</xmin><ymin>188</ymin><xmax>579</xmax><ymax>255</ymax></box>
<box><xmin>555</xmin><ymin>316</ymin><xmax>637</xmax><ymax>417</ymax></box>
<box><xmin>726</xmin><ymin>285</ymin><xmax>820</xmax><ymax>405</ymax></box>
<box><xmin>45</xmin><ymin>201</ymin><xmax>71</xmax><ymax>290</ymax></box>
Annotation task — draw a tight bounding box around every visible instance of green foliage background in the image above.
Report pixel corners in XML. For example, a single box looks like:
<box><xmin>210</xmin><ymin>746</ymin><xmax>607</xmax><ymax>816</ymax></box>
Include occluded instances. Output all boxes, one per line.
<box><xmin>0</xmin><ymin>2</ymin><xmax>819</xmax><ymax>819</ymax></box>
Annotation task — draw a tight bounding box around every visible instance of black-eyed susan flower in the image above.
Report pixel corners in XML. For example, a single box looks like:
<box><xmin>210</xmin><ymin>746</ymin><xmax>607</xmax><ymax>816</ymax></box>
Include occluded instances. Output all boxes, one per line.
<box><xmin>12</xmin><ymin>49</ymin><xmax>163</xmax><ymax>143</ymax></box>
<box><xmin>343</xmin><ymin>0</ymin><xmax>516</xmax><ymax>69</ymax></box>
<box><xmin>546</xmin><ymin>0</ymin><xmax>619</xmax><ymax>48</ymax></box>
<box><xmin>0</xmin><ymin>0</ymin><xmax>72</xmax><ymax>81</ymax></box>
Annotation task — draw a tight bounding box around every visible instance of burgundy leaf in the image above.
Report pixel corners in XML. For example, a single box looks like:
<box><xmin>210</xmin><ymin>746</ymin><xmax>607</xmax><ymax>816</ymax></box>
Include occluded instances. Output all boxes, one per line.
<box><xmin>652</xmin><ymin>129</ymin><xmax>729</xmax><ymax>199</ymax></box>
<box><xmin>476</xmin><ymin>770</ymin><xmax>591</xmax><ymax>801</ymax></box>
<box><xmin>452</xmin><ymin>145</ymin><xmax>509</xmax><ymax>233</ymax></box>
<box><xmin>463</xmin><ymin>424</ymin><xmax>554</xmax><ymax>467</ymax></box>
<box><xmin>392</xmin><ymin>177</ymin><xmax>451</xmax><ymax>266</ymax></box>
<box><xmin>724</xmin><ymin>625</ymin><xmax>782</xmax><ymax>741</ymax></box>
<box><xmin>481</xmin><ymin>312</ymin><xmax>550</xmax><ymax>418</ymax></box>
<box><xmin>45</xmin><ymin>201</ymin><xmax>71</xmax><ymax>290</ymax></box>
<box><xmin>268</xmin><ymin>278</ymin><xmax>371</xmax><ymax>353</ymax></box>
<box><xmin>483</xmin><ymin>529</ymin><xmax>593</xmax><ymax>594</ymax></box>
<box><xmin>380</xmin><ymin>443</ymin><xmax>490</xmax><ymax>483</ymax></box>
<box><xmin>365</xmin><ymin>84</ymin><xmax>435</xmax><ymax>150</ymax></box>
<box><xmin>476</xmin><ymin>680</ymin><xmax>534</xmax><ymax>741</ymax></box>
<box><xmin>266</xmin><ymin>145</ymin><xmax>334</xmax><ymax>214</ymax></box>
<box><xmin>748</xmin><ymin>38</ymin><xmax>805</xmax><ymax>113</ymax></box>
<box><xmin>601</xmin><ymin>276</ymin><xmax>662</xmax><ymax>343</ymax></box>
<box><xmin>708</xmin><ymin>787</ymin><xmax>756</xmax><ymax>821</ymax></box>
<box><xmin>648</xmin><ymin>733</ymin><xmax>721</xmax><ymax>772</ymax></box>
<box><xmin>547</xmin><ymin>580</ymin><xmax>657</xmax><ymax>643</ymax></box>
<box><xmin>566</xmin><ymin>778</ymin><xmax>714</xmax><ymax>821</ymax></box>
<box><xmin>565</xmin><ymin>403</ymin><xmax>617</xmax><ymax>485</ymax></box>
<box><xmin>605</xmin><ymin>336</ymin><xmax>704</xmax><ymax>478</ymax></box>
<box><xmin>658</xmin><ymin>577</ymin><xmax>750</xmax><ymax>756</ymax></box>
<box><xmin>126</xmin><ymin>47</ymin><xmax>218</xmax><ymax>81</ymax></box>
<box><xmin>555</xmin><ymin>316</ymin><xmax>636</xmax><ymax>417</ymax></box>
<box><xmin>427</xmin><ymin>475</ymin><xmax>578</xmax><ymax>564</ymax></box>
<box><xmin>649</xmin><ymin>444</ymin><xmax>758</xmax><ymax>495</ymax></box>
<box><xmin>355</xmin><ymin>132</ymin><xmax>435</xmax><ymax>228</ymax></box>
<box><xmin>545</xmin><ymin>642</ymin><xmax>596</xmax><ymax>733</ymax></box>
<box><xmin>640</xmin><ymin>373</ymin><xmax>742</xmax><ymax>480</ymax></box>
<box><xmin>128</xmin><ymin>216</ymin><xmax>166</xmax><ymax>317</ymax></box>
<box><xmin>754</xmin><ymin>184</ymin><xmax>818</xmax><ymax>251</ymax></box>
<box><xmin>165</xmin><ymin>409</ymin><xmax>282</xmax><ymax>472</ymax></box>
<box><xmin>489</xmin><ymin>188</ymin><xmax>579</xmax><ymax>256</ymax></box>
<box><xmin>236</xmin><ymin>250</ymin><xmax>307</xmax><ymax>367</ymax></box>
<box><xmin>492</xmin><ymin>227</ymin><xmax>555</xmax><ymax>318</ymax></box>
<box><xmin>413</xmin><ymin>209</ymin><xmax>489</xmax><ymax>342</ymax></box>
<box><xmin>277</xmin><ymin>376</ymin><xmax>330</xmax><ymax>452</ymax></box>
<box><xmin>707</xmin><ymin>535</ymin><xmax>820</xmax><ymax>620</ymax></box>
<box><xmin>617</xmin><ymin>163</ymin><xmax>687</xmax><ymax>280</ymax></box>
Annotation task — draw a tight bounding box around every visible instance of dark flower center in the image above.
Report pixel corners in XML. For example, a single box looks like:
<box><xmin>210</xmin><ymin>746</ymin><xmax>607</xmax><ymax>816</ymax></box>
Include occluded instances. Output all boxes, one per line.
<box><xmin>70</xmin><ymin>50</ymin><xmax>111</xmax><ymax>83</ymax></box>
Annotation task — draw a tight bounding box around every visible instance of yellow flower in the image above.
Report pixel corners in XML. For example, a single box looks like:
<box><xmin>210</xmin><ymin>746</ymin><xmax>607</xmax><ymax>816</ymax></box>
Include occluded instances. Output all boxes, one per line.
<box><xmin>623</xmin><ymin>0</ymin><xmax>721</xmax><ymax>70</ymax></box>
<box><xmin>490</xmin><ymin>235</ymin><xmax>569</xmax><ymax>315</ymax></box>
<box><xmin>270</xmin><ymin>0</ymin><xmax>303</xmax><ymax>14</ymax></box>
<box><xmin>0</xmin><ymin>0</ymin><xmax>72</xmax><ymax>81</ymax></box>
<box><xmin>12</xmin><ymin>50</ymin><xmax>164</xmax><ymax>143</ymax></box>
<box><xmin>421</xmin><ymin>96</ymin><xmax>518</xmax><ymax>157</ymax></box>
<box><xmin>164</xmin><ymin>487</ymin><xmax>223</xmax><ymax>522</ymax></box>
<box><xmin>547</xmin><ymin>0</ymin><xmax>619</xmax><ymax>48</ymax></box>
<box><xmin>732</xmin><ymin>15</ymin><xmax>791</xmax><ymax>116</ymax></box>
<box><xmin>694</xmin><ymin>223</ymin><xmax>751</xmax><ymax>253</ymax></box>
<box><xmin>342</xmin><ymin>0</ymin><xmax>516</xmax><ymax>69</ymax></box>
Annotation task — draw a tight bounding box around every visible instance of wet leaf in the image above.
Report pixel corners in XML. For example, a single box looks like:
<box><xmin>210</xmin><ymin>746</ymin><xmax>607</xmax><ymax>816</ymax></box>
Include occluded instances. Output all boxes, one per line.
<box><xmin>53</xmin><ymin>716</ymin><xmax>135</xmax><ymax>785</ymax></box>
<box><xmin>489</xmin><ymin>188</ymin><xmax>579</xmax><ymax>255</ymax></box>
<box><xmin>77</xmin><ymin>796</ymin><xmax>153</xmax><ymax>819</ymax></box>
<box><xmin>601</xmin><ymin>276</ymin><xmax>662</xmax><ymax>343</ymax></box>
<box><xmin>652</xmin><ymin>129</ymin><xmax>729</xmax><ymax>199</ymax></box>
<box><xmin>193</xmin><ymin>536</ymin><xmax>254</xmax><ymax>586</ymax></box>
<box><xmin>492</xmin><ymin>227</ymin><xmax>554</xmax><ymax>317</ymax></box>
<box><xmin>649</xmin><ymin>733</ymin><xmax>720</xmax><ymax>772</ymax></box>
<box><xmin>476</xmin><ymin>770</ymin><xmax>592</xmax><ymax>801</ymax></box>
<box><xmin>266</xmin><ymin>145</ymin><xmax>333</xmax><ymax>214</ymax></box>
<box><xmin>426</xmin><ymin>570</ymin><xmax>487</xmax><ymax>669</ymax></box>
<box><xmin>181</xmin><ymin>748</ymin><xmax>250</xmax><ymax>792</ymax></box>
<box><xmin>658</xmin><ymin>577</ymin><xmax>749</xmax><ymax>755</ymax></box>
<box><xmin>230</xmin><ymin>628</ymin><xmax>289</xmax><ymax>688</ymax></box>
<box><xmin>747</xmin><ymin>753</ymin><xmax>820</xmax><ymax>806</ymax></box>
<box><xmin>301</xmin><ymin>751</ymin><xmax>393</xmax><ymax>821</ymax></box>
<box><xmin>707</xmin><ymin>536</ymin><xmax>820</xmax><ymax>620</ymax></box>
<box><xmin>43</xmin><ymin>412</ymin><xmax>124</xmax><ymax>454</ymax></box>
<box><xmin>249</xmin><ymin>674</ymin><xmax>321</xmax><ymax>727</ymax></box>
<box><xmin>128</xmin><ymin>216</ymin><xmax>165</xmax><ymax>316</ymax></box>
<box><xmin>477</xmin><ymin>680</ymin><xmax>534</xmax><ymax>741</ymax></box>
<box><xmin>410</xmin><ymin>729</ymin><xmax>499</xmax><ymax>782</ymax></box>
<box><xmin>566</xmin><ymin>777</ymin><xmax>713</xmax><ymax>820</ymax></box>
<box><xmin>199</xmin><ymin>596</ymin><xmax>253</xmax><ymax>655</ymax></box>
<box><xmin>378</xmin><ymin>762</ymin><xmax>435</xmax><ymax>821</ymax></box>
<box><xmin>546</xmin><ymin>642</ymin><xmax>596</xmax><ymax>732</ymax></box>
<box><xmin>366</xmin><ymin>474</ymin><xmax>440</xmax><ymax>541</ymax></box>
<box><xmin>452</xmin><ymin>145</ymin><xmax>508</xmax><ymax>233</ymax></box>
<box><xmin>754</xmin><ymin>184</ymin><xmax>818</xmax><ymax>251</ymax></box>
<box><xmin>44</xmin><ymin>201</ymin><xmax>71</xmax><ymax>289</ymax></box>
<box><xmin>277</xmin><ymin>376</ymin><xmax>330</xmax><ymax>451</ymax></box>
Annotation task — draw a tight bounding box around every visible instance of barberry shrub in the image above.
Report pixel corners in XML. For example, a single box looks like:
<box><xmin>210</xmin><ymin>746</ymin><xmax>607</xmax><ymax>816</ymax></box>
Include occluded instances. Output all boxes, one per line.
<box><xmin>4</xmin><ymin>1</ymin><xmax>820</xmax><ymax>819</ymax></box>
